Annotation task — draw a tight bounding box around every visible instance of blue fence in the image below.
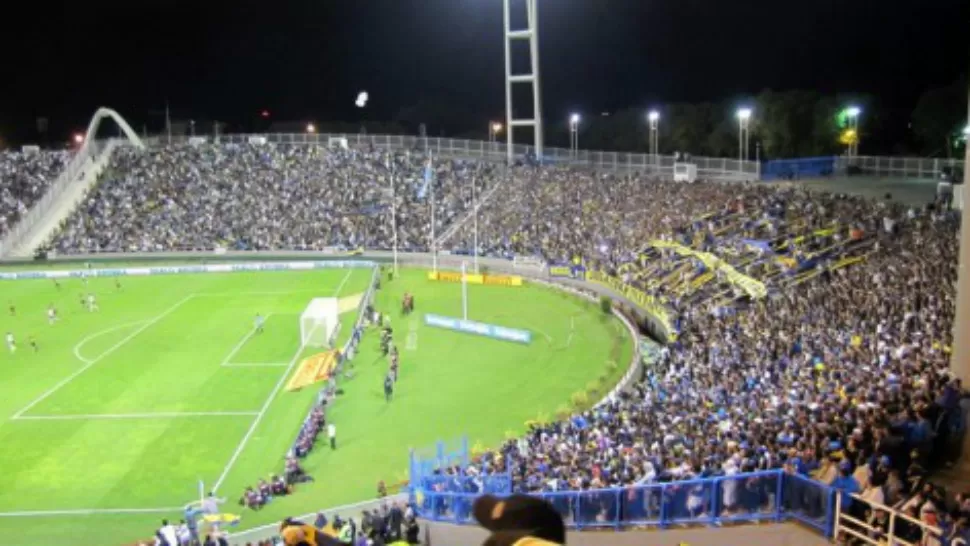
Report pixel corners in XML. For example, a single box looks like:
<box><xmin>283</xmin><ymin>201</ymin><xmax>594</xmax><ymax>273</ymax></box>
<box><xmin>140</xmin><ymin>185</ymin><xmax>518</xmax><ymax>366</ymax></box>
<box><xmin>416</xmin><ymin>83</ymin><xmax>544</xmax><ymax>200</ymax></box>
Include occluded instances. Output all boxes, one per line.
<box><xmin>761</xmin><ymin>157</ymin><xmax>837</xmax><ymax>181</ymax></box>
<box><xmin>416</xmin><ymin>470</ymin><xmax>836</xmax><ymax>536</ymax></box>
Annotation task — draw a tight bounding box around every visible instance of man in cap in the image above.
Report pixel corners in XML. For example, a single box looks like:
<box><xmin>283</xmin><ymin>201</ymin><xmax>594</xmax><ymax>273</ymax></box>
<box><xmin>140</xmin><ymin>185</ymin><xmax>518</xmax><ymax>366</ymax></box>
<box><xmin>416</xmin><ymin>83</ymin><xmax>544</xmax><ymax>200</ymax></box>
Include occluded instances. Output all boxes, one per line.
<box><xmin>473</xmin><ymin>494</ymin><xmax>566</xmax><ymax>545</ymax></box>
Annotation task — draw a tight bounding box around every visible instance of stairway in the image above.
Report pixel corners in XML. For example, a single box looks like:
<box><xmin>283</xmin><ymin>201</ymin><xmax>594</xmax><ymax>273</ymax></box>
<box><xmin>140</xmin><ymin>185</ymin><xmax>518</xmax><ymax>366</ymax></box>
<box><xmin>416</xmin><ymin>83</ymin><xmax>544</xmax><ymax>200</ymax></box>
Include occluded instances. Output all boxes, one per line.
<box><xmin>0</xmin><ymin>139</ymin><xmax>121</xmax><ymax>258</ymax></box>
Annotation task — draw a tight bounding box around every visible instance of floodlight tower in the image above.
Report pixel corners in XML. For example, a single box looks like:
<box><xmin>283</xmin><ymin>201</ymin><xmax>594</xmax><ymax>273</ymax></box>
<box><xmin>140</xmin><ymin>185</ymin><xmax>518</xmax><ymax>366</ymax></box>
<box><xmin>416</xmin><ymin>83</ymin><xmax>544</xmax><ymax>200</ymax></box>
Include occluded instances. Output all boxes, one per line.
<box><xmin>503</xmin><ymin>0</ymin><xmax>544</xmax><ymax>165</ymax></box>
<box><xmin>736</xmin><ymin>108</ymin><xmax>752</xmax><ymax>162</ymax></box>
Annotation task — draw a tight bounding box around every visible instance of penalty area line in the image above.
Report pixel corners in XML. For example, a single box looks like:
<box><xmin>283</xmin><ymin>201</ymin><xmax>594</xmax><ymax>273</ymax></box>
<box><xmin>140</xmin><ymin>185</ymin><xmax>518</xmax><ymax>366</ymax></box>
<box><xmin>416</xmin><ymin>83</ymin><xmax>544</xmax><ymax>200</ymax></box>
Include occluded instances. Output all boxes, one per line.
<box><xmin>211</xmin><ymin>272</ymin><xmax>351</xmax><ymax>493</ymax></box>
<box><xmin>0</xmin><ymin>507</ymin><xmax>183</xmax><ymax>518</ymax></box>
<box><xmin>12</xmin><ymin>411</ymin><xmax>260</xmax><ymax>421</ymax></box>
<box><xmin>12</xmin><ymin>295</ymin><xmax>196</xmax><ymax>420</ymax></box>
<box><xmin>73</xmin><ymin>320</ymin><xmax>151</xmax><ymax>365</ymax></box>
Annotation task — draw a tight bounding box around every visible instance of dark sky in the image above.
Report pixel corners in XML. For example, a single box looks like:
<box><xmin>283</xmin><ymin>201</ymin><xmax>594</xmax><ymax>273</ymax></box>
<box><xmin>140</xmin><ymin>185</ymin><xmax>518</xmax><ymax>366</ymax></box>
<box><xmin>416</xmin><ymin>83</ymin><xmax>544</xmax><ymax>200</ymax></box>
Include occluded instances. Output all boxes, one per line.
<box><xmin>1</xmin><ymin>0</ymin><xmax>967</xmax><ymax>145</ymax></box>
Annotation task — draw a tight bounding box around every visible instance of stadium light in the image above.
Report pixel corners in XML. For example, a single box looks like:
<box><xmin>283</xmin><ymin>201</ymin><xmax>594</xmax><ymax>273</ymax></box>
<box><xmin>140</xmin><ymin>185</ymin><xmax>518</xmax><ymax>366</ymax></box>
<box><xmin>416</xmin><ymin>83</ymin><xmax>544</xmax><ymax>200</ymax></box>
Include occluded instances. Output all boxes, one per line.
<box><xmin>736</xmin><ymin>108</ymin><xmax>752</xmax><ymax>162</ymax></box>
<box><xmin>489</xmin><ymin>122</ymin><xmax>503</xmax><ymax>144</ymax></box>
<box><xmin>72</xmin><ymin>133</ymin><xmax>84</xmax><ymax>145</ymax></box>
<box><xmin>962</xmin><ymin>124</ymin><xmax>969</xmax><ymax>136</ymax></box>
<box><xmin>843</xmin><ymin>106</ymin><xmax>862</xmax><ymax>157</ymax></box>
<box><xmin>306</xmin><ymin>123</ymin><xmax>316</xmax><ymax>134</ymax></box>
<box><xmin>569</xmin><ymin>113</ymin><xmax>580</xmax><ymax>156</ymax></box>
<box><xmin>260</xmin><ymin>110</ymin><xmax>270</xmax><ymax>118</ymax></box>
<box><xmin>648</xmin><ymin>111</ymin><xmax>659</xmax><ymax>122</ymax></box>
<box><xmin>648</xmin><ymin>111</ymin><xmax>660</xmax><ymax>171</ymax></box>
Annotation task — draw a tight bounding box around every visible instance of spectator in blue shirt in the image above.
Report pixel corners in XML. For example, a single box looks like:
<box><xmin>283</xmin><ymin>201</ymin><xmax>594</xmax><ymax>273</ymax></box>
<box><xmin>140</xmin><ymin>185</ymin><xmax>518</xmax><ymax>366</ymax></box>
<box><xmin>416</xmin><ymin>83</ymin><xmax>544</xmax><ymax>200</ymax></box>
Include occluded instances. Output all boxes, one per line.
<box><xmin>830</xmin><ymin>466</ymin><xmax>860</xmax><ymax>511</ymax></box>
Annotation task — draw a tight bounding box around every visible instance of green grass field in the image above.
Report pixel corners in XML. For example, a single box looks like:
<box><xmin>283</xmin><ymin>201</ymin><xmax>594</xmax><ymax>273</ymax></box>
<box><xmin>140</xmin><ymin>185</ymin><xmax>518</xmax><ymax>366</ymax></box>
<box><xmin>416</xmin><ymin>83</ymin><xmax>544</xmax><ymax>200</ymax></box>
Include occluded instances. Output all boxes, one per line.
<box><xmin>0</xmin><ymin>264</ymin><xmax>632</xmax><ymax>546</ymax></box>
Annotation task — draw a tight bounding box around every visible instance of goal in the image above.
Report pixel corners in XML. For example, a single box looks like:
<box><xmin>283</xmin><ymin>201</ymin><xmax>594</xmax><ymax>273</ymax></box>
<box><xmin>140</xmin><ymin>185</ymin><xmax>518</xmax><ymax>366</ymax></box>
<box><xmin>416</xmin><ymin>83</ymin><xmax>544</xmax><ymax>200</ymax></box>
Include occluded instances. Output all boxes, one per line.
<box><xmin>300</xmin><ymin>298</ymin><xmax>341</xmax><ymax>348</ymax></box>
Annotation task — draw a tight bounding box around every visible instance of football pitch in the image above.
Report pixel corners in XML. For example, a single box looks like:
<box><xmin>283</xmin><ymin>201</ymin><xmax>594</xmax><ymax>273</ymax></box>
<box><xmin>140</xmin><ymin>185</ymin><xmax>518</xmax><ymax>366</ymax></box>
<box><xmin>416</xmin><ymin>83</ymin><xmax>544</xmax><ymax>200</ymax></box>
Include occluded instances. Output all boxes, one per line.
<box><xmin>0</xmin><ymin>263</ymin><xmax>633</xmax><ymax>546</ymax></box>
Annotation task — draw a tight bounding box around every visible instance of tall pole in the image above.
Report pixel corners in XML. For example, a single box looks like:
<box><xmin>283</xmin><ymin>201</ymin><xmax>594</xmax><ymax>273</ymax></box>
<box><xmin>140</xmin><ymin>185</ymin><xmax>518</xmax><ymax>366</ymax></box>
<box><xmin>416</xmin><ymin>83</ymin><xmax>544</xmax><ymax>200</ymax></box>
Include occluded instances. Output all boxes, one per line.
<box><xmin>390</xmin><ymin>157</ymin><xmax>399</xmax><ymax>274</ymax></box>
<box><xmin>430</xmin><ymin>152</ymin><xmax>438</xmax><ymax>274</ymax></box>
<box><xmin>472</xmin><ymin>173</ymin><xmax>479</xmax><ymax>273</ymax></box>
<box><xmin>461</xmin><ymin>261</ymin><xmax>469</xmax><ymax>321</ymax></box>
<box><xmin>951</xmin><ymin>83</ymin><xmax>970</xmax><ymax>384</ymax></box>
<box><xmin>165</xmin><ymin>100</ymin><xmax>172</xmax><ymax>145</ymax></box>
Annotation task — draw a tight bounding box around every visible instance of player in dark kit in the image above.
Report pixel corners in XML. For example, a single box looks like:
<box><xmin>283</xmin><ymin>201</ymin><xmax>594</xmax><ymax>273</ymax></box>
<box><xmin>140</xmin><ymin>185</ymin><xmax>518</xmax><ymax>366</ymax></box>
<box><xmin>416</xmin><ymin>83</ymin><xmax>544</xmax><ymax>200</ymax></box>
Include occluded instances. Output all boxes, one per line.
<box><xmin>8</xmin><ymin>303</ymin><xmax>14</xmax><ymax>316</ymax></box>
<box><xmin>384</xmin><ymin>374</ymin><xmax>394</xmax><ymax>401</ymax></box>
<box><xmin>29</xmin><ymin>335</ymin><xmax>38</xmax><ymax>352</ymax></box>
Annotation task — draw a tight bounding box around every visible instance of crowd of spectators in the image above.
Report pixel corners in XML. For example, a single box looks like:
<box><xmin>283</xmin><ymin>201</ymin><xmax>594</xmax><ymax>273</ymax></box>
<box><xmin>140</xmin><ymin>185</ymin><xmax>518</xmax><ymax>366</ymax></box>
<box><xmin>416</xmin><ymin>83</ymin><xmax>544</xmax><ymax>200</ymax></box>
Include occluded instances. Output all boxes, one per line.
<box><xmin>239</xmin><ymin>402</ymin><xmax>324</xmax><ymax>511</ymax></box>
<box><xmin>48</xmin><ymin>143</ymin><xmax>497</xmax><ymax>254</ymax></box>
<box><xmin>23</xmin><ymin>142</ymin><xmax>966</xmax><ymax>544</ymax></box>
<box><xmin>0</xmin><ymin>150</ymin><xmax>69</xmax><ymax>239</ymax></box>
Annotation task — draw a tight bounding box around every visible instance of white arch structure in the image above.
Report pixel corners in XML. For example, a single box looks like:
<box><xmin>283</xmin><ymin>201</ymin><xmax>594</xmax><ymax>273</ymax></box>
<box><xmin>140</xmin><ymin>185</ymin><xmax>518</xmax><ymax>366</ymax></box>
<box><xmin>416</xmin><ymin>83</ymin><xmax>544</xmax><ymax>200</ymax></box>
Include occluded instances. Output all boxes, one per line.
<box><xmin>80</xmin><ymin>106</ymin><xmax>145</xmax><ymax>151</ymax></box>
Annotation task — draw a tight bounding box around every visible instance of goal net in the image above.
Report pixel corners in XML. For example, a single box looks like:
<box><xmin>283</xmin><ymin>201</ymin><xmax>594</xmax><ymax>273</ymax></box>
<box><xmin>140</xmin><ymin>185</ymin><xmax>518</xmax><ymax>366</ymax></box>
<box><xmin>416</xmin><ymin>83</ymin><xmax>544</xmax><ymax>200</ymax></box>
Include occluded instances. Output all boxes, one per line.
<box><xmin>300</xmin><ymin>298</ymin><xmax>340</xmax><ymax>348</ymax></box>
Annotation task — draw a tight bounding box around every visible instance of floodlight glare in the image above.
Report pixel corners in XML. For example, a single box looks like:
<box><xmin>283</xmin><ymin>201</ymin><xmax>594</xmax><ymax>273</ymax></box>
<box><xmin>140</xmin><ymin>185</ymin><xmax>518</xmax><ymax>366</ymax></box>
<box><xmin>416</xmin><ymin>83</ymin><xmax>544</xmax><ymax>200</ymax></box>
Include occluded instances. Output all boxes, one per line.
<box><xmin>736</xmin><ymin>108</ymin><xmax>752</xmax><ymax>120</ymax></box>
<box><xmin>355</xmin><ymin>91</ymin><xmax>369</xmax><ymax>108</ymax></box>
<box><xmin>648</xmin><ymin>111</ymin><xmax>660</xmax><ymax>122</ymax></box>
<box><xmin>963</xmin><ymin>125</ymin><xmax>970</xmax><ymax>136</ymax></box>
<box><xmin>72</xmin><ymin>133</ymin><xmax>84</xmax><ymax>144</ymax></box>
<box><xmin>847</xmin><ymin>106</ymin><xmax>862</xmax><ymax>118</ymax></box>
<box><xmin>570</xmin><ymin>113</ymin><xmax>580</xmax><ymax>125</ymax></box>
<box><xmin>306</xmin><ymin>123</ymin><xmax>316</xmax><ymax>134</ymax></box>
<box><xmin>492</xmin><ymin>122</ymin><xmax>503</xmax><ymax>133</ymax></box>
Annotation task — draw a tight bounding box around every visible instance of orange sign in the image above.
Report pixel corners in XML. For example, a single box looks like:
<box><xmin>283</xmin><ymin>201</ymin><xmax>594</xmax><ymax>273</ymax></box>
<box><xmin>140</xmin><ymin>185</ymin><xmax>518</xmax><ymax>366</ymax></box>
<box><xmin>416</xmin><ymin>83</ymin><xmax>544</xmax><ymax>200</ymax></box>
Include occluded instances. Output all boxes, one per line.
<box><xmin>286</xmin><ymin>350</ymin><xmax>340</xmax><ymax>391</ymax></box>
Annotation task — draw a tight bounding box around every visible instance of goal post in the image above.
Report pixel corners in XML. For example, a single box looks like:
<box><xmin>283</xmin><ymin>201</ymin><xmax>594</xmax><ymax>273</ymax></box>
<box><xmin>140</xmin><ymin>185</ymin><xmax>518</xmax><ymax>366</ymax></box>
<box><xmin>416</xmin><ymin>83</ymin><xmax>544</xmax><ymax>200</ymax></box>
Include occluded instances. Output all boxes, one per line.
<box><xmin>300</xmin><ymin>298</ymin><xmax>340</xmax><ymax>348</ymax></box>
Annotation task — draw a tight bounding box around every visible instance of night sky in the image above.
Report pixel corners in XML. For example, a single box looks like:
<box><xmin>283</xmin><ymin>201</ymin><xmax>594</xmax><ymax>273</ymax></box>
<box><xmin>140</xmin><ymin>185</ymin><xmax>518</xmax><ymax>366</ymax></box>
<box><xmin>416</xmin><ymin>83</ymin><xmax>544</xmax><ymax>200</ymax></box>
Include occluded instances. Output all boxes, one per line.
<box><xmin>1</xmin><ymin>0</ymin><xmax>967</xmax><ymax>145</ymax></box>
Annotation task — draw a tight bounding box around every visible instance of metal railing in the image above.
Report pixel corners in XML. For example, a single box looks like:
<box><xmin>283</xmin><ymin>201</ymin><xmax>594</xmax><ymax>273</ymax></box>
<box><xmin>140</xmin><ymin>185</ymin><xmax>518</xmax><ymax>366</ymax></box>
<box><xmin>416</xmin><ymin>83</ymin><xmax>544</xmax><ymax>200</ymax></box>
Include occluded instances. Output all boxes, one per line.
<box><xmin>834</xmin><ymin>492</ymin><xmax>945</xmax><ymax>546</ymax></box>
<box><xmin>837</xmin><ymin>155</ymin><xmax>965</xmax><ymax>181</ymax></box>
<box><xmin>0</xmin><ymin>139</ymin><xmax>116</xmax><ymax>257</ymax></box>
<box><xmin>416</xmin><ymin>470</ymin><xmax>836</xmax><ymax>535</ymax></box>
<box><xmin>145</xmin><ymin>132</ymin><xmax>762</xmax><ymax>181</ymax></box>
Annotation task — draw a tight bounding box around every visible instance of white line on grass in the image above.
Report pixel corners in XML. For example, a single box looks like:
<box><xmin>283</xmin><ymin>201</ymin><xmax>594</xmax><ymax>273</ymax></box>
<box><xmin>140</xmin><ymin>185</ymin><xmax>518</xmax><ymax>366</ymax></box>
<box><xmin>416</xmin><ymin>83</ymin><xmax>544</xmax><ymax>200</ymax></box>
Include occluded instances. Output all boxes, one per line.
<box><xmin>11</xmin><ymin>295</ymin><xmax>196</xmax><ymax>420</ymax></box>
<box><xmin>0</xmin><ymin>507</ymin><xmax>183</xmax><ymax>517</ymax></box>
<box><xmin>13</xmin><ymin>411</ymin><xmax>260</xmax><ymax>421</ymax></box>
<box><xmin>72</xmin><ymin>320</ymin><xmax>150</xmax><ymax>364</ymax></box>
<box><xmin>219</xmin><ymin>313</ymin><xmax>275</xmax><ymax>367</ymax></box>
<box><xmin>223</xmin><ymin>362</ymin><xmax>290</xmax><ymax>367</ymax></box>
<box><xmin>211</xmin><ymin>343</ymin><xmax>304</xmax><ymax>493</ymax></box>
<box><xmin>210</xmin><ymin>270</ymin><xmax>353</xmax><ymax>493</ymax></box>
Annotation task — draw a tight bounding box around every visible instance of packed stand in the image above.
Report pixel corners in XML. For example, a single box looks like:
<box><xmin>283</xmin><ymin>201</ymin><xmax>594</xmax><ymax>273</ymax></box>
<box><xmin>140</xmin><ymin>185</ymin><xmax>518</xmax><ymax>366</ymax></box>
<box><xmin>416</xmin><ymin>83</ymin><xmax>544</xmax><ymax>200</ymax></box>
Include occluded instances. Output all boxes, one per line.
<box><xmin>238</xmin><ymin>400</ymin><xmax>324</xmax><ymax>511</ymax></box>
<box><xmin>48</xmin><ymin>143</ymin><xmax>498</xmax><ymax>253</ymax></box>
<box><xmin>0</xmin><ymin>150</ymin><xmax>70</xmax><ymax>238</ymax></box>
<box><xmin>470</xmin><ymin>187</ymin><xmax>964</xmax><ymax>538</ymax></box>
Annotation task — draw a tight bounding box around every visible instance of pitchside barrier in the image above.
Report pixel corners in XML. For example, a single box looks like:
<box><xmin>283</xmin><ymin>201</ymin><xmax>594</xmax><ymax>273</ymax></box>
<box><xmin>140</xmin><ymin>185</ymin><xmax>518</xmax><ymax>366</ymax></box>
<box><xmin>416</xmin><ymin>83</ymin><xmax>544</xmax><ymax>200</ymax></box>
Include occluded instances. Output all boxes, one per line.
<box><xmin>419</xmin><ymin>469</ymin><xmax>837</xmax><ymax>535</ymax></box>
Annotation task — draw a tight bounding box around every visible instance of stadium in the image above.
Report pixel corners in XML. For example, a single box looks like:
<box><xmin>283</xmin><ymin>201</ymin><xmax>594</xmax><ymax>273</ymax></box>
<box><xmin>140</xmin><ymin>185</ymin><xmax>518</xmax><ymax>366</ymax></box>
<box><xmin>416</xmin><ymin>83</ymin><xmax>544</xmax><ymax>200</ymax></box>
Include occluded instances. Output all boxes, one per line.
<box><xmin>2</xmin><ymin>2</ymin><xmax>970</xmax><ymax>546</ymax></box>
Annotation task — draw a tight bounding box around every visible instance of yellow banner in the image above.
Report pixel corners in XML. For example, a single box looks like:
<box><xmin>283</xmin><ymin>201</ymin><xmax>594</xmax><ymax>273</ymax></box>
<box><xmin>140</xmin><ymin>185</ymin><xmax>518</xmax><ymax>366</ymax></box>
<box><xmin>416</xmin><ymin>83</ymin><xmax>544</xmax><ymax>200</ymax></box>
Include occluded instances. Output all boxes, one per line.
<box><xmin>427</xmin><ymin>271</ymin><xmax>522</xmax><ymax>287</ymax></box>
<box><xmin>585</xmin><ymin>270</ymin><xmax>677</xmax><ymax>341</ymax></box>
<box><xmin>650</xmin><ymin>240</ymin><xmax>767</xmax><ymax>299</ymax></box>
<box><xmin>286</xmin><ymin>350</ymin><xmax>339</xmax><ymax>392</ymax></box>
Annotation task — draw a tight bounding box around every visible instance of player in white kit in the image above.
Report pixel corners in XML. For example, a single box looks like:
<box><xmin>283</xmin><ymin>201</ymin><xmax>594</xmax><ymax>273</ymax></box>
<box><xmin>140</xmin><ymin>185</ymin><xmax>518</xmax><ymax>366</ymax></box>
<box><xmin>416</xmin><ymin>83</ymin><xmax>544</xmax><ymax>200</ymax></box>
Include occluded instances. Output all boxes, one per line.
<box><xmin>87</xmin><ymin>293</ymin><xmax>99</xmax><ymax>312</ymax></box>
<box><xmin>47</xmin><ymin>305</ymin><xmax>58</xmax><ymax>325</ymax></box>
<box><xmin>5</xmin><ymin>332</ymin><xmax>15</xmax><ymax>354</ymax></box>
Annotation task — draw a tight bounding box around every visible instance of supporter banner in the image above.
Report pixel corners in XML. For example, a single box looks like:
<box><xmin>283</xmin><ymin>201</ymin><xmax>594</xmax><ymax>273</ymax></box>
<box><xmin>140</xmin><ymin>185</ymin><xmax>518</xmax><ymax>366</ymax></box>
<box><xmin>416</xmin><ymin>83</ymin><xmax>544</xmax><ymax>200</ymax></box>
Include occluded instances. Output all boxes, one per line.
<box><xmin>424</xmin><ymin>313</ymin><xmax>532</xmax><ymax>344</ymax></box>
<box><xmin>286</xmin><ymin>350</ymin><xmax>340</xmax><ymax>391</ymax></box>
<box><xmin>512</xmin><ymin>256</ymin><xmax>547</xmax><ymax>271</ymax></box>
<box><xmin>549</xmin><ymin>264</ymin><xmax>586</xmax><ymax>279</ymax></box>
<box><xmin>585</xmin><ymin>270</ymin><xmax>677</xmax><ymax>341</ymax></box>
<box><xmin>0</xmin><ymin>260</ymin><xmax>376</xmax><ymax>281</ymax></box>
<box><xmin>427</xmin><ymin>271</ymin><xmax>523</xmax><ymax>287</ymax></box>
<box><xmin>650</xmin><ymin>240</ymin><xmax>767</xmax><ymax>299</ymax></box>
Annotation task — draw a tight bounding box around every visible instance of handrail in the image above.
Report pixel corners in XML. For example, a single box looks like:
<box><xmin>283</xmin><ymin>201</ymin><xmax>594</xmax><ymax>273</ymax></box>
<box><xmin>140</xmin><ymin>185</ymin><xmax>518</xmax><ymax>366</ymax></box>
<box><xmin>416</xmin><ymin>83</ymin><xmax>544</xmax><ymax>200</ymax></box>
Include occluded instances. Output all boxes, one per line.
<box><xmin>833</xmin><ymin>491</ymin><xmax>944</xmax><ymax>546</ymax></box>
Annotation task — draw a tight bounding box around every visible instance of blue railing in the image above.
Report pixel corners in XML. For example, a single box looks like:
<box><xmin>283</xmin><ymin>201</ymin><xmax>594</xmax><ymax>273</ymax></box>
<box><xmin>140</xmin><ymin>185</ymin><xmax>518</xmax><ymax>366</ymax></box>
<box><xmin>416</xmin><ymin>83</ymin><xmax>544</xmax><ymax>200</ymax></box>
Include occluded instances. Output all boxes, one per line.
<box><xmin>416</xmin><ymin>470</ymin><xmax>836</xmax><ymax>536</ymax></box>
<box><xmin>761</xmin><ymin>156</ymin><xmax>837</xmax><ymax>181</ymax></box>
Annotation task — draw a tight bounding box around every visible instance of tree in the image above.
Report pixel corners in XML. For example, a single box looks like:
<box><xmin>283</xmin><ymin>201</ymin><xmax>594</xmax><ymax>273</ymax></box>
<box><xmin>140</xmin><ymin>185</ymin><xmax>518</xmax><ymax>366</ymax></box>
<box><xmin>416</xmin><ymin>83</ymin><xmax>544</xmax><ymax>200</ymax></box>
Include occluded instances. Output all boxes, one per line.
<box><xmin>912</xmin><ymin>80</ymin><xmax>967</xmax><ymax>156</ymax></box>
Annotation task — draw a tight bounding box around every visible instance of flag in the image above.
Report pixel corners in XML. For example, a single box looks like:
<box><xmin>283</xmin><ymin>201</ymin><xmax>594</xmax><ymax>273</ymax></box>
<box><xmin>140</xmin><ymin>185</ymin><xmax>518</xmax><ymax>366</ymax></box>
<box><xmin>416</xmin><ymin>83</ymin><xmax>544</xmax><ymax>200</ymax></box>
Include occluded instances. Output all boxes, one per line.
<box><xmin>417</xmin><ymin>159</ymin><xmax>433</xmax><ymax>200</ymax></box>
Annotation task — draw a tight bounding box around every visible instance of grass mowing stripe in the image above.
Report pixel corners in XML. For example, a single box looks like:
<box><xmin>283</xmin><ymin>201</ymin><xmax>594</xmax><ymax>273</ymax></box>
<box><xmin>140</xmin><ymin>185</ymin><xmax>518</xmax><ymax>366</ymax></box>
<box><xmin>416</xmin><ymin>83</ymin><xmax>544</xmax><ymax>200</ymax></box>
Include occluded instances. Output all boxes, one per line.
<box><xmin>11</xmin><ymin>294</ymin><xmax>195</xmax><ymax>419</ymax></box>
<box><xmin>13</xmin><ymin>411</ymin><xmax>260</xmax><ymax>421</ymax></box>
<box><xmin>0</xmin><ymin>507</ymin><xmax>184</xmax><ymax>517</ymax></box>
<box><xmin>211</xmin><ymin>268</ymin><xmax>355</xmax><ymax>493</ymax></box>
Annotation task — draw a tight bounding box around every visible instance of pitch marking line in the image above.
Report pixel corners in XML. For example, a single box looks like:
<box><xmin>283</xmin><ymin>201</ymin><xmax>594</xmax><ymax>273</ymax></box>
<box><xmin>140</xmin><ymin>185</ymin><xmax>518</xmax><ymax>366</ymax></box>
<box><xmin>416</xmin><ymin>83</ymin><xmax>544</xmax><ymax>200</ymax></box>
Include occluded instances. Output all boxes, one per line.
<box><xmin>224</xmin><ymin>362</ymin><xmax>290</xmax><ymax>367</ymax></box>
<box><xmin>211</xmin><ymin>268</ymin><xmax>354</xmax><ymax>493</ymax></box>
<box><xmin>11</xmin><ymin>294</ymin><xmax>196</xmax><ymax>420</ymax></box>
<box><xmin>0</xmin><ymin>507</ymin><xmax>183</xmax><ymax>517</ymax></box>
<box><xmin>220</xmin><ymin>313</ymin><xmax>275</xmax><ymax>367</ymax></box>
<box><xmin>13</xmin><ymin>411</ymin><xmax>260</xmax><ymax>421</ymax></box>
<box><xmin>73</xmin><ymin>320</ymin><xmax>150</xmax><ymax>364</ymax></box>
